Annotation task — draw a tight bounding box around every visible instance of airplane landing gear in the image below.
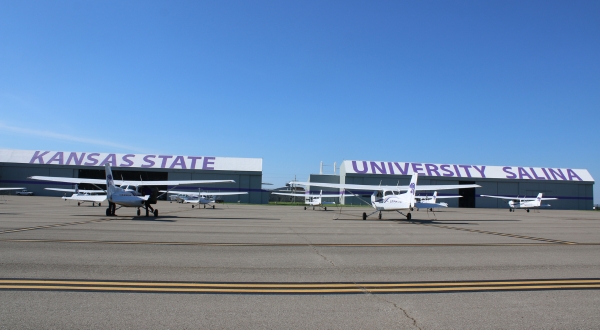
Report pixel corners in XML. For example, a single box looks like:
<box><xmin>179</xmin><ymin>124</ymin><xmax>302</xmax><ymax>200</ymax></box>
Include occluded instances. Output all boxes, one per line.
<box><xmin>212</xmin><ymin>205</ymin><xmax>215</xmax><ymax>209</ymax></box>
<box><xmin>192</xmin><ymin>205</ymin><xmax>195</xmax><ymax>208</ymax></box>
<box><xmin>362</xmin><ymin>212</ymin><xmax>367</xmax><ymax>220</ymax></box>
<box><xmin>378</xmin><ymin>212</ymin><xmax>382</xmax><ymax>219</ymax></box>
<box><xmin>204</xmin><ymin>205</ymin><xmax>206</xmax><ymax>209</ymax></box>
<box><xmin>154</xmin><ymin>209</ymin><xmax>159</xmax><ymax>217</ymax></box>
<box><xmin>527</xmin><ymin>209</ymin><xmax>530</xmax><ymax>213</ymax></box>
<box><xmin>324</xmin><ymin>207</ymin><xmax>327</xmax><ymax>211</ymax></box>
<box><xmin>137</xmin><ymin>209</ymin><xmax>140</xmax><ymax>216</ymax></box>
<box><xmin>406</xmin><ymin>213</ymin><xmax>412</xmax><ymax>221</ymax></box>
<box><xmin>304</xmin><ymin>206</ymin><xmax>307</xmax><ymax>210</ymax></box>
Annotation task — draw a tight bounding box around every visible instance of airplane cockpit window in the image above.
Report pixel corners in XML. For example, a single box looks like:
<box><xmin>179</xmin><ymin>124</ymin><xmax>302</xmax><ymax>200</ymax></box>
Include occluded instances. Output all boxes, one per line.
<box><xmin>384</xmin><ymin>191</ymin><xmax>394</xmax><ymax>196</ymax></box>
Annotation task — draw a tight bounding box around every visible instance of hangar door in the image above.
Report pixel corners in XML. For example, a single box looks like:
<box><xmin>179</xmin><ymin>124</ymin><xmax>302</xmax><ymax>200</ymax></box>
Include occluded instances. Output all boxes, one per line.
<box><xmin>458</xmin><ymin>181</ymin><xmax>476</xmax><ymax>208</ymax></box>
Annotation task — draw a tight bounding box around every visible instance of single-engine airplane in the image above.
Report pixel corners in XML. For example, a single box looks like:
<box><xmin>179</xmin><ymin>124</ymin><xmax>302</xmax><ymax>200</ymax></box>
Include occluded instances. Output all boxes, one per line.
<box><xmin>46</xmin><ymin>185</ymin><xmax>107</xmax><ymax>206</ymax></box>
<box><xmin>480</xmin><ymin>193</ymin><xmax>557</xmax><ymax>212</ymax></box>
<box><xmin>290</xmin><ymin>174</ymin><xmax>480</xmax><ymax>220</ymax></box>
<box><xmin>29</xmin><ymin>164</ymin><xmax>236</xmax><ymax>217</ymax></box>
<box><xmin>414</xmin><ymin>191</ymin><xmax>462</xmax><ymax>211</ymax></box>
<box><xmin>161</xmin><ymin>189</ymin><xmax>247</xmax><ymax>209</ymax></box>
<box><xmin>271</xmin><ymin>190</ymin><xmax>345</xmax><ymax>210</ymax></box>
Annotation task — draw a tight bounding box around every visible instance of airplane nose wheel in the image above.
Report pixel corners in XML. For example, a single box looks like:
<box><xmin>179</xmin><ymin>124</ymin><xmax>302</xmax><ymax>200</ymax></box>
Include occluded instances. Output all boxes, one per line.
<box><xmin>137</xmin><ymin>209</ymin><xmax>140</xmax><ymax>216</ymax></box>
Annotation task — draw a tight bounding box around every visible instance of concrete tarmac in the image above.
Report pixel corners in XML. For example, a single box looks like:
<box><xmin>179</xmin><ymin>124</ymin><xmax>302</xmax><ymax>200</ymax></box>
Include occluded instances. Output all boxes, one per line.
<box><xmin>1</xmin><ymin>196</ymin><xmax>599</xmax><ymax>329</ymax></box>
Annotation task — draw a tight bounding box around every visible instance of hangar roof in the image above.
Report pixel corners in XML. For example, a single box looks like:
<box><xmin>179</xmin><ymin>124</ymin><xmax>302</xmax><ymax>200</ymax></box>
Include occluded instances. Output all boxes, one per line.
<box><xmin>341</xmin><ymin>160</ymin><xmax>594</xmax><ymax>182</ymax></box>
<box><xmin>0</xmin><ymin>149</ymin><xmax>262</xmax><ymax>172</ymax></box>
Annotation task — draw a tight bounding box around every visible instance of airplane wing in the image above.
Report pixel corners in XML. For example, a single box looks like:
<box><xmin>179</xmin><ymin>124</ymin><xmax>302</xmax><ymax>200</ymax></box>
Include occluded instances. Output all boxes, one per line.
<box><xmin>29</xmin><ymin>176</ymin><xmax>235</xmax><ymax>186</ymax></box>
<box><xmin>290</xmin><ymin>181</ymin><xmax>479</xmax><ymax>192</ymax></box>
<box><xmin>540</xmin><ymin>197</ymin><xmax>558</xmax><ymax>200</ymax></box>
<box><xmin>480</xmin><ymin>195</ymin><xmax>530</xmax><ymax>200</ymax></box>
<box><xmin>271</xmin><ymin>192</ymin><xmax>346</xmax><ymax>198</ymax></box>
<box><xmin>64</xmin><ymin>195</ymin><xmax>107</xmax><ymax>202</ymax></box>
<box><xmin>159</xmin><ymin>190</ymin><xmax>247</xmax><ymax>196</ymax></box>
<box><xmin>435</xmin><ymin>195</ymin><xmax>462</xmax><ymax>199</ymax></box>
<box><xmin>0</xmin><ymin>188</ymin><xmax>25</xmax><ymax>191</ymax></box>
<box><xmin>46</xmin><ymin>188</ymin><xmax>106</xmax><ymax>194</ymax></box>
<box><xmin>415</xmin><ymin>202</ymin><xmax>447</xmax><ymax>209</ymax></box>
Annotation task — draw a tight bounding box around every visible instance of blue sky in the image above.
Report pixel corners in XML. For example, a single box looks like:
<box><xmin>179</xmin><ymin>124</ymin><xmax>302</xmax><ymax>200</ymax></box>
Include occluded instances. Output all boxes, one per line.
<box><xmin>0</xmin><ymin>1</ymin><xmax>598</xmax><ymax>201</ymax></box>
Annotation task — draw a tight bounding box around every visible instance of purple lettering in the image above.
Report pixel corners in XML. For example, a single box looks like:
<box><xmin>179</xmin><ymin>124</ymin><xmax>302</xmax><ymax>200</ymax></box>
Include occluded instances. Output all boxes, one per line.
<box><xmin>29</xmin><ymin>151</ymin><xmax>50</xmax><ymax>164</ymax></box>
<box><xmin>425</xmin><ymin>164</ymin><xmax>440</xmax><ymax>176</ymax></box>
<box><xmin>567</xmin><ymin>169</ymin><xmax>582</xmax><ymax>181</ymax></box>
<box><xmin>187</xmin><ymin>156</ymin><xmax>202</xmax><ymax>169</ymax></box>
<box><xmin>503</xmin><ymin>166</ymin><xmax>517</xmax><ymax>179</ymax></box>
<box><xmin>453</xmin><ymin>165</ymin><xmax>462</xmax><ymax>177</ymax></box>
<box><xmin>352</xmin><ymin>161</ymin><xmax>368</xmax><ymax>174</ymax></box>
<box><xmin>393</xmin><ymin>162</ymin><xmax>410</xmax><ymax>175</ymax></box>
<box><xmin>66</xmin><ymin>152</ymin><xmax>85</xmax><ymax>166</ymax></box>
<box><xmin>411</xmin><ymin>163</ymin><xmax>424</xmax><ymax>175</ymax></box>
<box><xmin>530</xmin><ymin>167</ymin><xmax>546</xmax><ymax>180</ymax></box>
<box><xmin>549</xmin><ymin>168</ymin><xmax>566</xmax><ymax>180</ymax></box>
<box><xmin>518</xmin><ymin>167</ymin><xmax>533</xmax><ymax>180</ymax></box>
<box><xmin>158</xmin><ymin>155</ymin><xmax>173</xmax><ymax>168</ymax></box>
<box><xmin>120</xmin><ymin>154</ymin><xmax>135</xmax><ymax>167</ymax></box>
<box><xmin>473</xmin><ymin>165</ymin><xmax>486</xmax><ymax>178</ymax></box>
<box><xmin>142</xmin><ymin>155</ymin><xmax>156</xmax><ymax>168</ymax></box>
<box><xmin>370</xmin><ymin>162</ymin><xmax>387</xmax><ymax>174</ymax></box>
<box><xmin>47</xmin><ymin>152</ymin><xmax>64</xmax><ymax>165</ymax></box>
<box><xmin>100</xmin><ymin>154</ymin><xmax>117</xmax><ymax>167</ymax></box>
<box><xmin>202</xmin><ymin>157</ymin><xmax>215</xmax><ymax>170</ymax></box>
<box><xmin>84</xmin><ymin>153</ymin><xmax>100</xmax><ymax>166</ymax></box>
<box><xmin>458</xmin><ymin>165</ymin><xmax>473</xmax><ymax>177</ymax></box>
<box><xmin>541</xmin><ymin>168</ymin><xmax>551</xmax><ymax>180</ymax></box>
<box><xmin>170</xmin><ymin>156</ymin><xmax>187</xmax><ymax>169</ymax></box>
<box><xmin>440</xmin><ymin>164</ymin><xmax>454</xmax><ymax>177</ymax></box>
<box><xmin>387</xmin><ymin>162</ymin><xmax>395</xmax><ymax>175</ymax></box>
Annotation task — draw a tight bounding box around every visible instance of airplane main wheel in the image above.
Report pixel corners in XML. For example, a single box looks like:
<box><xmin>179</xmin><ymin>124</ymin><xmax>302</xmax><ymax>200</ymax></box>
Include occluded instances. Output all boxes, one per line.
<box><xmin>304</xmin><ymin>206</ymin><xmax>306</xmax><ymax>210</ymax></box>
<box><xmin>362</xmin><ymin>212</ymin><xmax>367</xmax><ymax>220</ymax></box>
<box><xmin>99</xmin><ymin>203</ymin><xmax>101</xmax><ymax>206</ymax></box>
<box><xmin>324</xmin><ymin>207</ymin><xmax>327</xmax><ymax>211</ymax></box>
<box><xmin>204</xmin><ymin>205</ymin><xmax>206</xmax><ymax>209</ymax></box>
<box><xmin>527</xmin><ymin>209</ymin><xmax>530</xmax><ymax>213</ymax></box>
<box><xmin>154</xmin><ymin>210</ymin><xmax>159</xmax><ymax>217</ymax></box>
<box><xmin>192</xmin><ymin>205</ymin><xmax>195</xmax><ymax>208</ymax></box>
<box><xmin>212</xmin><ymin>205</ymin><xmax>215</xmax><ymax>209</ymax></box>
<box><xmin>137</xmin><ymin>209</ymin><xmax>140</xmax><ymax>216</ymax></box>
<box><xmin>378</xmin><ymin>212</ymin><xmax>381</xmax><ymax>219</ymax></box>
<box><xmin>406</xmin><ymin>213</ymin><xmax>412</xmax><ymax>221</ymax></box>
<box><xmin>106</xmin><ymin>208</ymin><xmax>110</xmax><ymax>216</ymax></box>
<box><xmin>313</xmin><ymin>206</ymin><xmax>315</xmax><ymax>210</ymax></box>
<box><xmin>77</xmin><ymin>202</ymin><xmax>80</xmax><ymax>206</ymax></box>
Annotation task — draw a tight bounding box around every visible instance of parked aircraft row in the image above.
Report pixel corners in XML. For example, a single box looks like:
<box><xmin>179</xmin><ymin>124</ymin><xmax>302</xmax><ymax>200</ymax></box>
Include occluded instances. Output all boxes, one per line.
<box><xmin>16</xmin><ymin>164</ymin><xmax>557</xmax><ymax>218</ymax></box>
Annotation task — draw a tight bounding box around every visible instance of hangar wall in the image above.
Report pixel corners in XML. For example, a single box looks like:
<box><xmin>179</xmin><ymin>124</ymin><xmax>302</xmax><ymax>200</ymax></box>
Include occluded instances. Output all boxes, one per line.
<box><xmin>308</xmin><ymin>160</ymin><xmax>594</xmax><ymax>210</ymax></box>
<box><xmin>0</xmin><ymin>149</ymin><xmax>269</xmax><ymax>204</ymax></box>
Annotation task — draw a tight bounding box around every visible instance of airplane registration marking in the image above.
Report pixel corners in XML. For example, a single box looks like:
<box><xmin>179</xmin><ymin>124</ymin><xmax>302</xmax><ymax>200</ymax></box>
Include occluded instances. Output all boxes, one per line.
<box><xmin>1</xmin><ymin>279</ymin><xmax>599</xmax><ymax>294</ymax></box>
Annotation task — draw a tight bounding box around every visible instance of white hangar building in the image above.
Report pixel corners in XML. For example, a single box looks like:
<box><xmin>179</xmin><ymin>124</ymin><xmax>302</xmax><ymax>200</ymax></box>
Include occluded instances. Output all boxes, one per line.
<box><xmin>307</xmin><ymin>160</ymin><xmax>594</xmax><ymax>210</ymax></box>
<box><xmin>0</xmin><ymin>149</ymin><xmax>268</xmax><ymax>204</ymax></box>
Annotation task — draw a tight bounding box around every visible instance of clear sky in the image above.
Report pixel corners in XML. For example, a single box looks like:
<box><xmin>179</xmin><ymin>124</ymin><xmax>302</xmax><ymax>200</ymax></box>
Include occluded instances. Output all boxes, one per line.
<box><xmin>0</xmin><ymin>1</ymin><xmax>598</xmax><ymax>201</ymax></box>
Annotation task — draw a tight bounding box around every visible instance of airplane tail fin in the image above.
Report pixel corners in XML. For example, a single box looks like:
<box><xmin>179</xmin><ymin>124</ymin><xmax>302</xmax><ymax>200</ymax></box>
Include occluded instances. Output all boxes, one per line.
<box><xmin>105</xmin><ymin>164</ymin><xmax>116</xmax><ymax>198</ymax></box>
<box><xmin>535</xmin><ymin>193</ymin><xmax>543</xmax><ymax>206</ymax></box>
<box><xmin>432</xmin><ymin>191</ymin><xmax>437</xmax><ymax>203</ymax></box>
<box><xmin>406</xmin><ymin>173</ymin><xmax>418</xmax><ymax>206</ymax></box>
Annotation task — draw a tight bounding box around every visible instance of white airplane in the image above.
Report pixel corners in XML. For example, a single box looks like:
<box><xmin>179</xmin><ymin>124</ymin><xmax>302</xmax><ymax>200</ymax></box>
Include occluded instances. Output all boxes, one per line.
<box><xmin>414</xmin><ymin>191</ymin><xmax>462</xmax><ymax>211</ymax></box>
<box><xmin>290</xmin><ymin>174</ymin><xmax>480</xmax><ymax>220</ymax></box>
<box><xmin>46</xmin><ymin>185</ymin><xmax>107</xmax><ymax>206</ymax></box>
<box><xmin>29</xmin><ymin>164</ymin><xmax>236</xmax><ymax>217</ymax></box>
<box><xmin>480</xmin><ymin>193</ymin><xmax>557</xmax><ymax>212</ymax></box>
<box><xmin>271</xmin><ymin>190</ymin><xmax>344</xmax><ymax>210</ymax></box>
<box><xmin>161</xmin><ymin>189</ymin><xmax>247</xmax><ymax>209</ymax></box>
